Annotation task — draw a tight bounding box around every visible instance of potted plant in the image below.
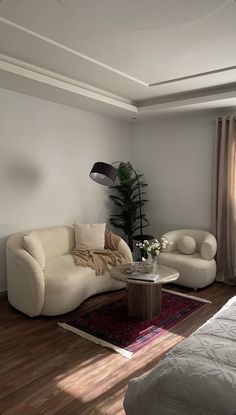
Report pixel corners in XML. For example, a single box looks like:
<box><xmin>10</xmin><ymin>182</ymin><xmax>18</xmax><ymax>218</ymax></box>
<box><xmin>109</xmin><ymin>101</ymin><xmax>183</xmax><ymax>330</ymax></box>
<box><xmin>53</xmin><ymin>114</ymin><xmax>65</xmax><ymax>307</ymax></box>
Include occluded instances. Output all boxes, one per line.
<box><xmin>109</xmin><ymin>162</ymin><xmax>149</xmax><ymax>250</ymax></box>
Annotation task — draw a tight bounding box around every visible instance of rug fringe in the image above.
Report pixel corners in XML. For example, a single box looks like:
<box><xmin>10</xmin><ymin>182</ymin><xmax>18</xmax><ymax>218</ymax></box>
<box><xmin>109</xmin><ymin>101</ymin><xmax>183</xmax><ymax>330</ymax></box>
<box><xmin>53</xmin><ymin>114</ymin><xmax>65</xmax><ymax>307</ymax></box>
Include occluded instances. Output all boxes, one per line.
<box><xmin>58</xmin><ymin>323</ymin><xmax>133</xmax><ymax>359</ymax></box>
<box><xmin>162</xmin><ymin>289</ymin><xmax>212</xmax><ymax>304</ymax></box>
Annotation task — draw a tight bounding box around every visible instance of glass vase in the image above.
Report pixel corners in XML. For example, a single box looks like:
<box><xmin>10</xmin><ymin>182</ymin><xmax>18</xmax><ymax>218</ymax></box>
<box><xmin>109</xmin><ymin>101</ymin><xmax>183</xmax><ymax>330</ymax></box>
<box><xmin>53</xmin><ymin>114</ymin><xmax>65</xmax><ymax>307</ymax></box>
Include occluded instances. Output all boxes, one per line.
<box><xmin>148</xmin><ymin>254</ymin><xmax>158</xmax><ymax>274</ymax></box>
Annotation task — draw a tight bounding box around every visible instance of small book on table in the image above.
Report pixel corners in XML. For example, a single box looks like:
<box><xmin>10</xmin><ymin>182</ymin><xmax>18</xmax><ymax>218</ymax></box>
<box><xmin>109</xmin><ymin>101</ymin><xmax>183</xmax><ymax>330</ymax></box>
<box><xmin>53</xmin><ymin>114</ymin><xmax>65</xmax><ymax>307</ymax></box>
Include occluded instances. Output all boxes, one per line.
<box><xmin>127</xmin><ymin>273</ymin><xmax>160</xmax><ymax>282</ymax></box>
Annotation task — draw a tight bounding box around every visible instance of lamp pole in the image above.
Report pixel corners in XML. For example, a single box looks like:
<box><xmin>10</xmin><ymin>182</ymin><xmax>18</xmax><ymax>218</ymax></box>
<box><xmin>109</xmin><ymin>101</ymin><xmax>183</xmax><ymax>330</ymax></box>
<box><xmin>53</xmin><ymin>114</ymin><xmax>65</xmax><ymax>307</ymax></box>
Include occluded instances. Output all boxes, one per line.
<box><xmin>129</xmin><ymin>165</ymin><xmax>143</xmax><ymax>242</ymax></box>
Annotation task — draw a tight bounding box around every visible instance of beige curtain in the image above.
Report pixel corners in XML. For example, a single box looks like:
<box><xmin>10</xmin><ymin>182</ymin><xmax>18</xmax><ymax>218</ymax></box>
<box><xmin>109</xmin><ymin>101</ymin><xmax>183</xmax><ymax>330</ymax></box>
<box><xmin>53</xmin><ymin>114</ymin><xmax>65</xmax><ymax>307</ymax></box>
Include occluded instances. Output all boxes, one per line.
<box><xmin>212</xmin><ymin>116</ymin><xmax>236</xmax><ymax>284</ymax></box>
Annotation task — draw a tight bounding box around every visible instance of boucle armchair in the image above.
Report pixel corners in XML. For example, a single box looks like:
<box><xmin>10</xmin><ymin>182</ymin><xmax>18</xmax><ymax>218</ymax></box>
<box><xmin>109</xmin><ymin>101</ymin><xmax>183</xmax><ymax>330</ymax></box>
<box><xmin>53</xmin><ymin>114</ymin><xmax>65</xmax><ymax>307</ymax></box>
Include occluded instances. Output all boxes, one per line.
<box><xmin>158</xmin><ymin>229</ymin><xmax>217</xmax><ymax>289</ymax></box>
<box><xmin>6</xmin><ymin>225</ymin><xmax>132</xmax><ymax>317</ymax></box>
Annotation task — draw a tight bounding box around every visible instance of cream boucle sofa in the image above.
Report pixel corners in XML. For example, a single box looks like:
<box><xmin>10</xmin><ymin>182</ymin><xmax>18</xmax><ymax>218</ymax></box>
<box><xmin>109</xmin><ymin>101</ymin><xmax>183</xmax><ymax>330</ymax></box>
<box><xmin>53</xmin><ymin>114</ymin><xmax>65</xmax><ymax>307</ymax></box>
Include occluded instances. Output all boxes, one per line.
<box><xmin>6</xmin><ymin>225</ymin><xmax>132</xmax><ymax>317</ymax></box>
<box><xmin>158</xmin><ymin>229</ymin><xmax>217</xmax><ymax>289</ymax></box>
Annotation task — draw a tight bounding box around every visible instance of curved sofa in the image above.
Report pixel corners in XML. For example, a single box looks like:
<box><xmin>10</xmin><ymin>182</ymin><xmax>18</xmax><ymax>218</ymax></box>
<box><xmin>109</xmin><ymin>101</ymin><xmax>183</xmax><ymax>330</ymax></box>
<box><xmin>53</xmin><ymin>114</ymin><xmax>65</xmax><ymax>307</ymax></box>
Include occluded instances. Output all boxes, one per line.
<box><xmin>158</xmin><ymin>229</ymin><xmax>217</xmax><ymax>289</ymax></box>
<box><xmin>6</xmin><ymin>225</ymin><xmax>132</xmax><ymax>317</ymax></box>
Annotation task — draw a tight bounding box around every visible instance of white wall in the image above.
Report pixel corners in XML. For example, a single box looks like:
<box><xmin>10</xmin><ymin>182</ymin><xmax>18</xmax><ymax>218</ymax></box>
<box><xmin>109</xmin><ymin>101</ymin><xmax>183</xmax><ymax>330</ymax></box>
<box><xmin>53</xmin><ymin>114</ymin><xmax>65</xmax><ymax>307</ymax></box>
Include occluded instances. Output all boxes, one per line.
<box><xmin>130</xmin><ymin>111</ymin><xmax>219</xmax><ymax>238</ymax></box>
<box><xmin>0</xmin><ymin>88</ymin><xmax>130</xmax><ymax>291</ymax></box>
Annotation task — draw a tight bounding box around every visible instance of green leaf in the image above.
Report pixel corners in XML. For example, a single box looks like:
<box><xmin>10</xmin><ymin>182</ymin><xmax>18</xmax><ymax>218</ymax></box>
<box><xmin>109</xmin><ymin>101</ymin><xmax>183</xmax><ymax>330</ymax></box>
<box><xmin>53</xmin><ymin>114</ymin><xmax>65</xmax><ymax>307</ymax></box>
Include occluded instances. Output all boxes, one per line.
<box><xmin>108</xmin><ymin>162</ymin><xmax>150</xmax><ymax>247</ymax></box>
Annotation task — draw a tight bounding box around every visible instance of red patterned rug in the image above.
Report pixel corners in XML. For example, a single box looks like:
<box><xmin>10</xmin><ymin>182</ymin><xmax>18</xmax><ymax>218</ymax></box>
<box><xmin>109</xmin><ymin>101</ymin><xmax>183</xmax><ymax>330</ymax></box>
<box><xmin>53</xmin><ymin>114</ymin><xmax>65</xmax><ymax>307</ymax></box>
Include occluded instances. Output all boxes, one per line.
<box><xmin>58</xmin><ymin>290</ymin><xmax>210</xmax><ymax>358</ymax></box>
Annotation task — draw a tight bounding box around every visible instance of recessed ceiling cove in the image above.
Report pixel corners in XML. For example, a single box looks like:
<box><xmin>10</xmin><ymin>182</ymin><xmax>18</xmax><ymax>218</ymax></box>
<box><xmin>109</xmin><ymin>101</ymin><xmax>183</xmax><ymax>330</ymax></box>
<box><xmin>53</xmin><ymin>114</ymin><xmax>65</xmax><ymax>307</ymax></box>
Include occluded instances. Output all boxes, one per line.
<box><xmin>0</xmin><ymin>0</ymin><xmax>235</xmax><ymax>119</ymax></box>
<box><xmin>59</xmin><ymin>0</ymin><xmax>229</xmax><ymax>31</ymax></box>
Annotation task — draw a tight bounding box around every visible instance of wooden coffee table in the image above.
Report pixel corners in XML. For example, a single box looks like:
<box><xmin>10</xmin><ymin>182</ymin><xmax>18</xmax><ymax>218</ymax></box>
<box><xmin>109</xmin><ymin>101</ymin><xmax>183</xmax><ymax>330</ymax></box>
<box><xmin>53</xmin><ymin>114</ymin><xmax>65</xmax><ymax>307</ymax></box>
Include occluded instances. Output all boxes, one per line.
<box><xmin>110</xmin><ymin>263</ymin><xmax>179</xmax><ymax>320</ymax></box>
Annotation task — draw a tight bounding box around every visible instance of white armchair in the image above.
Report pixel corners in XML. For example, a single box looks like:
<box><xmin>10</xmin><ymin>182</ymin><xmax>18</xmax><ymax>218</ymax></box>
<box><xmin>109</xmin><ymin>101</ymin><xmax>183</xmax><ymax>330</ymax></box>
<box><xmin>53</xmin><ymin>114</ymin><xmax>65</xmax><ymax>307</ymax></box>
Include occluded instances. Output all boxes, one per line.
<box><xmin>158</xmin><ymin>229</ymin><xmax>217</xmax><ymax>289</ymax></box>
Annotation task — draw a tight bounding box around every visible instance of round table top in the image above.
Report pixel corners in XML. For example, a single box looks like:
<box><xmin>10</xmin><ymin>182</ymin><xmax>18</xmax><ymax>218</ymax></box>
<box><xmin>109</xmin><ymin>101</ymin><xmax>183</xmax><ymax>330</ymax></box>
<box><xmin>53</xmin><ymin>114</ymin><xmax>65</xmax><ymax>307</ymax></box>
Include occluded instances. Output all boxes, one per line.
<box><xmin>110</xmin><ymin>262</ymin><xmax>179</xmax><ymax>286</ymax></box>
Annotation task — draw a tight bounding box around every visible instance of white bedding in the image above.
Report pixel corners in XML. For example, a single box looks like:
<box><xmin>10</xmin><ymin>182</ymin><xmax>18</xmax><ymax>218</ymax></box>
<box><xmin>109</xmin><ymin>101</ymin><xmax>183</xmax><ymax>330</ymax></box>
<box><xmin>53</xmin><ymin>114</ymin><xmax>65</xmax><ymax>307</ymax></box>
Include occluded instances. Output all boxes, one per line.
<box><xmin>124</xmin><ymin>296</ymin><xmax>236</xmax><ymax>415</ymax></box>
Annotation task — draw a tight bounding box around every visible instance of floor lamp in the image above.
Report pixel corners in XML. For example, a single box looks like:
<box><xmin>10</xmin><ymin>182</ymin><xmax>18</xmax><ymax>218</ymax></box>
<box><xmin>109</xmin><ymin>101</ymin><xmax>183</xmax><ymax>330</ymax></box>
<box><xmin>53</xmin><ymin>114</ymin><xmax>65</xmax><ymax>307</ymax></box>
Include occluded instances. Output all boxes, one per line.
<box><xmin>89</xmin><ymin>161</ymin><xmax>152</xmax><ymax>244</ymax></box>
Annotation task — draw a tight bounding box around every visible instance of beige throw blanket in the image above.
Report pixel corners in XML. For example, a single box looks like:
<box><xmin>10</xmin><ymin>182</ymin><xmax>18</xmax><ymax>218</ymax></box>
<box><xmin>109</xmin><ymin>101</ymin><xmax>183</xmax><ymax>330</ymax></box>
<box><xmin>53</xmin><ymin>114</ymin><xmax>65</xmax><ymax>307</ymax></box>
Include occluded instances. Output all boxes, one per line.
<box><xmin>72</xmin><ymin>231</ymin><xmax>129</xmax><ymax>275</ymax></box>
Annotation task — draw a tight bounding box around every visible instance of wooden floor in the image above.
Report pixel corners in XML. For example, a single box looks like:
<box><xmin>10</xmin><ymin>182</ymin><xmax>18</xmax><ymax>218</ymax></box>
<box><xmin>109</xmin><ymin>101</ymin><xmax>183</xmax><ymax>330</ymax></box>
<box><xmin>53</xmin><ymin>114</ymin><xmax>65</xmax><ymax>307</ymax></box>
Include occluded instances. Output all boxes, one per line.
<box><xmin>0</xmin><ymin>282</ymin><xmax>235</xmax><ymax>415</ymax></box>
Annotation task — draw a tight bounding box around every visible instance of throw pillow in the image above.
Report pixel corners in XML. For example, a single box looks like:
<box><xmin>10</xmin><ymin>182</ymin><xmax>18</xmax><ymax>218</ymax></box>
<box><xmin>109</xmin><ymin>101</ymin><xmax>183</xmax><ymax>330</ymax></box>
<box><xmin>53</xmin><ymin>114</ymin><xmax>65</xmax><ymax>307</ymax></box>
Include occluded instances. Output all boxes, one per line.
<box><xmin>23</xmin><ymin>230</ymin><xmax>46</xmax><ymax>269</ymax></box>
<box><xmin>74</xmin><ymin>223</ymin><xmax>106</xmax><ymax>250</ymax></box>
<box><xmin>177</xmin><ymin>235</ymin><xmax>196</xmax><ymax>255</ymax></box>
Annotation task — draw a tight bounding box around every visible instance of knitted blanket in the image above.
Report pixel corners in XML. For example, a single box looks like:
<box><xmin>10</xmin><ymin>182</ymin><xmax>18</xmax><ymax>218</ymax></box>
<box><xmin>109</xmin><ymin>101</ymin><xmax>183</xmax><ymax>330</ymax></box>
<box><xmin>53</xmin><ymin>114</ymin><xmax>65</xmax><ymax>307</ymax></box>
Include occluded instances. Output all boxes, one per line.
<box><xmin>72</xmin><ymin>231</ymin><xmax>129</xmax><ymax>275</ymax></box>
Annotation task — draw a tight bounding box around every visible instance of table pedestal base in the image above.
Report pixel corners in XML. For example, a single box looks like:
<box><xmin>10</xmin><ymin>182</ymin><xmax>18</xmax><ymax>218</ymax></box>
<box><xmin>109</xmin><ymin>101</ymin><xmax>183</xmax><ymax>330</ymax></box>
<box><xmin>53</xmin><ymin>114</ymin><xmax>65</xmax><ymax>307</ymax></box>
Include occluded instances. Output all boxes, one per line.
<box><xmin>127</xmin><ymin>283</ymin><xmax>162</xmax><ymax>320</ymax></box>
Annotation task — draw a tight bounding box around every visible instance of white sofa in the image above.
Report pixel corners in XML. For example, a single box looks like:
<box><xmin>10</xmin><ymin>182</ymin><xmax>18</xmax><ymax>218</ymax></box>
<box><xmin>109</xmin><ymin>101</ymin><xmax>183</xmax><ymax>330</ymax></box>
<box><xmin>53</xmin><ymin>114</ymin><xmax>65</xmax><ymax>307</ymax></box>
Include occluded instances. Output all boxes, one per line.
<box><xmin>158</xmin><ymin>229</ymin><xmax>217</xmax><ymax>289</ymax></box>
<box><xmin>124</xmin><ymin>295</ymin><xmax>236</xmax><ymax>415</ymax></box>
<box><xmin>6</xmin><ymin>225</ymin><xmax>132</xmax><ymax>317</ymax></box>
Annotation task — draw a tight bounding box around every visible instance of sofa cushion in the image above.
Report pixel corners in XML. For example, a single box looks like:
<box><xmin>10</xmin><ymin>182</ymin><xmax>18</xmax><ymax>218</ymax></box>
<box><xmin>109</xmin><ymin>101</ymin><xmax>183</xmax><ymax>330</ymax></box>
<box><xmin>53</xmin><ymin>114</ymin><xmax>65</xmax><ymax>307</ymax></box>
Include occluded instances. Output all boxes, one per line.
<box><xmin>74</xmin><ymin>223</ymin><xmax>106</xmax><ymax>250</ymax></box>
<box><xmin>177</xmin><ymin>235</ymin><xmax>196</xmax><ymax>255</ymax></box>
<box><xmin>23</xmin><ymin>231</ymin><xmax>45</xmax><ymax>269</ymax></box>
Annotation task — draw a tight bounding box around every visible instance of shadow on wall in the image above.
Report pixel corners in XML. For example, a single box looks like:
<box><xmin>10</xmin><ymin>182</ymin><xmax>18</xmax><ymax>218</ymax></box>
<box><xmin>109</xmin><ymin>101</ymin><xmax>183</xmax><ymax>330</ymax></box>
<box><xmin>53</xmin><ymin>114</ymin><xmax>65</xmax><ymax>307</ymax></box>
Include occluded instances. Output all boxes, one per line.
<box><xmin>2</xmin><ymin>157</ymin><xmax>43</xmax><ymax>196</ymax></box>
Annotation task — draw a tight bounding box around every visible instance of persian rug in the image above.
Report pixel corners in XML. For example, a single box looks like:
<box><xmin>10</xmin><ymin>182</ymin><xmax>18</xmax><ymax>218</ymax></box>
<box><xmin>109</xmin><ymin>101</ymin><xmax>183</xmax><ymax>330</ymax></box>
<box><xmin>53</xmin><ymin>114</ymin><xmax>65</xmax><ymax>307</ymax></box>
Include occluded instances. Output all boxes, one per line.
<box><xmin>58</xmin><ymin>290</ymin><xmax>210</xmax><ymax>359</ymax></box>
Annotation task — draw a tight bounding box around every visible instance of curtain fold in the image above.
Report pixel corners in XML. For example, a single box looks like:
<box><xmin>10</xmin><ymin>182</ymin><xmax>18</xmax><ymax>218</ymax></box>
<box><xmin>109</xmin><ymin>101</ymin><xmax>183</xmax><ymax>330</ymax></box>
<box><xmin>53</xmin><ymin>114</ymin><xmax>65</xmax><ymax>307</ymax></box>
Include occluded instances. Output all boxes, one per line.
<box><xmin>212</xmin><ymin>116</ymin><xmax>236</xmax><ymax>284</ymax></box>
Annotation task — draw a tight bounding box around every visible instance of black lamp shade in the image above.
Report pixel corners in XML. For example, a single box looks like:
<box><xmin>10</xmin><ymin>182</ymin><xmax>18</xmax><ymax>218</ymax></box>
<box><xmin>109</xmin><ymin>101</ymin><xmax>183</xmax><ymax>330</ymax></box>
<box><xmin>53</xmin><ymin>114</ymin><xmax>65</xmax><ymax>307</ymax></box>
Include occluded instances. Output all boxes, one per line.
<box><xmin>89</xmin><ymin>162</ymin><xmax>117</xmax><ymax>186</ymax></box>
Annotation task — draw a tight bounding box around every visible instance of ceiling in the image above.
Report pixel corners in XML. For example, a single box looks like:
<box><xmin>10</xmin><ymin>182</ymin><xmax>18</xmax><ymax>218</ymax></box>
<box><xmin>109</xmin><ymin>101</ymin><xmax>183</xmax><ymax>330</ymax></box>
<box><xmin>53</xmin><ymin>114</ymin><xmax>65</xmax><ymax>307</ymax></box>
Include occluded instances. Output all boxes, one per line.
<box><xmin>0</xmin><ymin>0</ymin><xmax>236</xmax><ymax>119</ymax></box>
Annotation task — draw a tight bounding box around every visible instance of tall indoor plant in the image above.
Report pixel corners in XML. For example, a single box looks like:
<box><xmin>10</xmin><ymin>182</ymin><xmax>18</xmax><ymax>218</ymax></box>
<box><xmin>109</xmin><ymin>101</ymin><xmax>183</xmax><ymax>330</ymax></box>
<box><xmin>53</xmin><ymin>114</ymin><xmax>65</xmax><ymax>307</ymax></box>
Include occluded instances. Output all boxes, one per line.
<box><xmin>109</xmin><ymin>162</ymin><xmax>149</xmax><ymax>250</ymax></box>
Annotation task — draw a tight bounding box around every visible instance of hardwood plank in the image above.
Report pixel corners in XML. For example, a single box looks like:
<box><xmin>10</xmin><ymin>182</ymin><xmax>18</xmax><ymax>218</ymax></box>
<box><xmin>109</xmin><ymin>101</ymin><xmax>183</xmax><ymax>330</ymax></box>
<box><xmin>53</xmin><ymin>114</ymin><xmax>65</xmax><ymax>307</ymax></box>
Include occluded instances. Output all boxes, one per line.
<box><xmin>0</xmin><ymin>283</ymin><xmax>235</xmax><ymax>414</ymax></box>
<box><xmin>1</xmin><ymin>402</ymin><xmax>40</xmax><ymax>415</ymax></box>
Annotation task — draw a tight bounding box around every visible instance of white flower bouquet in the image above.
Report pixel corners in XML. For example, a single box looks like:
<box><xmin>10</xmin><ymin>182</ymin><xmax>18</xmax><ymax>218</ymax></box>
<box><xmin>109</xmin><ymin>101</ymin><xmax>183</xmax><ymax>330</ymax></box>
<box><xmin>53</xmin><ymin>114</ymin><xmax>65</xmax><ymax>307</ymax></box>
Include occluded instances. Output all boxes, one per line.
<box><xmin>136</xmin><ymin>237</ymin><xmax>169</xmax><ymax>259</ymax></box>
<box><xmin>136</xmin><ymin>237</ymin><xmax>169</xmax><ymax>273</ymax></box>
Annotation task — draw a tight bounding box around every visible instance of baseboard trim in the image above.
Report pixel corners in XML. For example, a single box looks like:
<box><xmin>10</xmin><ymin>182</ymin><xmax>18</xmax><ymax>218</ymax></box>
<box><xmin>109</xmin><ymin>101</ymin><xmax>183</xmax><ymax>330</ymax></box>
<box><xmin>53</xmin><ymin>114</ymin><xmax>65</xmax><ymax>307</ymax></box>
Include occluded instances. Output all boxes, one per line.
<box><xmin>0</xmin><ymin>290</ymin><xmax>7</xmax><ymax>297</ymax></box>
